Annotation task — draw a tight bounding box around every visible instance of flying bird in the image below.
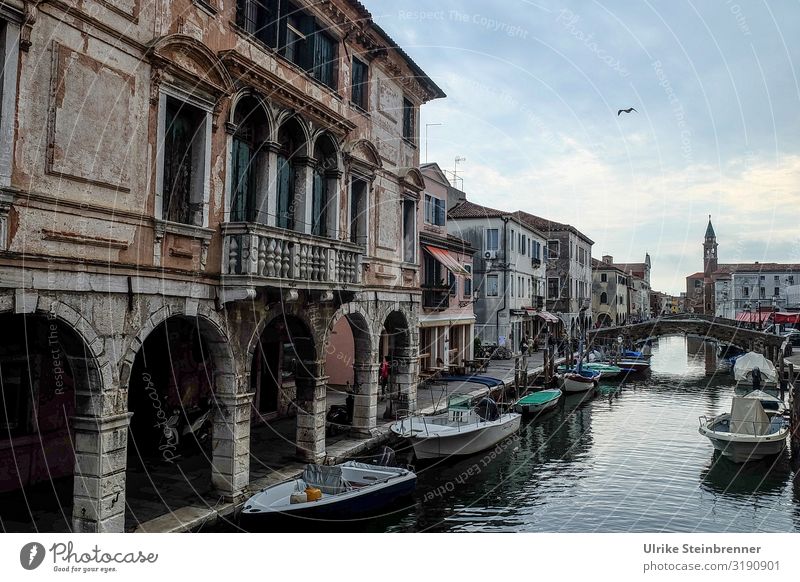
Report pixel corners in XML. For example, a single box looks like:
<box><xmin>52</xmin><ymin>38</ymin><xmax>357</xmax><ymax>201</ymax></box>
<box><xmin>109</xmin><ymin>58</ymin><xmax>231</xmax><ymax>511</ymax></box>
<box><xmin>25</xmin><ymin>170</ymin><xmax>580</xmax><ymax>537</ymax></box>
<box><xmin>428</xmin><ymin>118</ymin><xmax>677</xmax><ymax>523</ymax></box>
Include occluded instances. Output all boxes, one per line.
<box><xmin>618</xmin><ymin>107</ymin><xmax>637</xmax><ymax>116</ymax></box>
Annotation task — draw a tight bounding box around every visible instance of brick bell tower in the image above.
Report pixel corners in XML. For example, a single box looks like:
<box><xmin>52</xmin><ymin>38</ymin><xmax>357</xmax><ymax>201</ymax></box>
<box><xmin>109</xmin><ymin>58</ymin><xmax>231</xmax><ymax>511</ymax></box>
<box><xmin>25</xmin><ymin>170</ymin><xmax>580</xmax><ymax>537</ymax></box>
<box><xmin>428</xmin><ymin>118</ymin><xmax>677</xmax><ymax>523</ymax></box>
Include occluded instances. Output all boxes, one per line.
<box><xmin>703</xmin><ymin>215</ymin><xmax>718</xmax><ymax>277</ymax></box>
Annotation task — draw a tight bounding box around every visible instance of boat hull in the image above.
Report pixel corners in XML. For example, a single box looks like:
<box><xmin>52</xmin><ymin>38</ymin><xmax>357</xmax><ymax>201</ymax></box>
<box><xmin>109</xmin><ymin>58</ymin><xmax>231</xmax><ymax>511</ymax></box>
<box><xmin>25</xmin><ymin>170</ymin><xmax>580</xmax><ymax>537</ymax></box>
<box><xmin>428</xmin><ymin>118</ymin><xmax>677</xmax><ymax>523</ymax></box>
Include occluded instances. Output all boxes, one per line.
<box><xmin>561</xmin><ymin>373</ymin><xmax>598</xmax><ymax>393</ymax></box>
<box><xmin>699</xmin><ymin>415</ymin><xmax>789</xmax><ymax>463</ymax></box>
<box><xmin>399</xmin><ymin>414</ymin><xmax>521</xmax><ymax>460</ymax></box>
<box><xmin>240</xmin><ymin>471</ymin><xmax>416</xmax><ymax>530</ymax></box>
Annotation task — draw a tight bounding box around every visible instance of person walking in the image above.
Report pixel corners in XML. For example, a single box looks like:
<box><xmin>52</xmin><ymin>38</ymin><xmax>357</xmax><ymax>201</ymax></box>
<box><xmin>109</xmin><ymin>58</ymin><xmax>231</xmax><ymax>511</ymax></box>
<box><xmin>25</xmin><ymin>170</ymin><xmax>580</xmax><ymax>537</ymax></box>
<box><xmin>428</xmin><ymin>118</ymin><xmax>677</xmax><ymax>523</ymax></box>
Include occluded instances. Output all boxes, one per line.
<box><xmin>379</xmin><ymin>355</ymin><xmax>390</xmax><ymax>400</ymax></box>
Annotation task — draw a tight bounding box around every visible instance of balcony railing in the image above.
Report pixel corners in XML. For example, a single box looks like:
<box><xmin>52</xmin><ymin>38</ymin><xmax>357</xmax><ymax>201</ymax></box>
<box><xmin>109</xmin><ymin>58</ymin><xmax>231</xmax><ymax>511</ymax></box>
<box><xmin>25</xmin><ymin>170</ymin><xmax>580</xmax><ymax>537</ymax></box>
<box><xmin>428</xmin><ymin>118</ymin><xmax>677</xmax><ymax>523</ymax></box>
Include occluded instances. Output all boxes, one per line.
<box><xmin>422</xmin><ymin>287</ymin><xmax>450</xmax><ymax>311</ymax></box>
<box><xmin>222</xmin><ymin>222</ymin><xmax>361</xmax><ymax>286</ymax></box>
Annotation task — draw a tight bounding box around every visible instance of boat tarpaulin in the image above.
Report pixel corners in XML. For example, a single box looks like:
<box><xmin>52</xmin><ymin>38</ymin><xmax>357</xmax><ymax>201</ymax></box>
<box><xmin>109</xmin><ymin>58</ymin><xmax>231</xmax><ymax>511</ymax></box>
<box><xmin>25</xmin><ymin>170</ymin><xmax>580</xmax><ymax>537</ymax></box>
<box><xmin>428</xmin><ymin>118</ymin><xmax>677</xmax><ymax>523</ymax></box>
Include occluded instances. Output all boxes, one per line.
<box><xmin>536</xmin><ymin>311</ymin><xmax>561</xmax><ymax>324</ymax></box>
<box><xmin>733</xmin><ymin>352</ymin><xmax>777</xmax><ymax>384</ymax></box>
<box><xmin>302</xmin><ymin>464</ymin><xmax>348</xmax><ymax>494</ymax></box>
<box><xmin>423</xmin><ymin>245</ymin><xmax>469</xmax><ymax>276</ymax></box>
<box><xmin>729</xmin><ymin>397</ymin><xmax>770</xmax><ymax>436</ymax></box>
<box><xmin>773</xmin><ymin>312</ymin><xmax>800</xmax><ymax>324</ymax></box>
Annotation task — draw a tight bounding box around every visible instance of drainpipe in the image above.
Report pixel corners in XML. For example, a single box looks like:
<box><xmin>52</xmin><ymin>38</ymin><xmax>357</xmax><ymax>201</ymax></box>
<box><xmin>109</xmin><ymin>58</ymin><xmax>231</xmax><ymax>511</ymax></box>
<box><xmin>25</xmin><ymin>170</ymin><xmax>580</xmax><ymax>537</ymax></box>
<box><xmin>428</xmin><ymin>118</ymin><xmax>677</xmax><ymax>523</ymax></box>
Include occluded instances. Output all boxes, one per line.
<box><xmin>496</xmin><ymin>216</ymin><xmax>510</xmax><ymax>345</ymax></box>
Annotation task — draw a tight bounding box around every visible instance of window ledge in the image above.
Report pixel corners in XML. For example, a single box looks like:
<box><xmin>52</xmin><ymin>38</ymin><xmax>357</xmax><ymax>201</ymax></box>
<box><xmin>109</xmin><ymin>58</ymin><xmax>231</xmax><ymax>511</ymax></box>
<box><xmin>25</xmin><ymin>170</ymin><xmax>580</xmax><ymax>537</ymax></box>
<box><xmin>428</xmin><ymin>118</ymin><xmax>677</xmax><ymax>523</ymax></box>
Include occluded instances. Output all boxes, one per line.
<box><xmin>155</xmin><ymin>219</ymin><xmax>214</xmax><ymax>241</ymax></box>
<box><xmin>351</xmin><ymin>102</ymin><xmax>370</xmax><ymax>117</ymax></box>
<box><xmin>402</xmin><ymin>137</ymin><xmax>418</xmax><ymax>149</ymax></box>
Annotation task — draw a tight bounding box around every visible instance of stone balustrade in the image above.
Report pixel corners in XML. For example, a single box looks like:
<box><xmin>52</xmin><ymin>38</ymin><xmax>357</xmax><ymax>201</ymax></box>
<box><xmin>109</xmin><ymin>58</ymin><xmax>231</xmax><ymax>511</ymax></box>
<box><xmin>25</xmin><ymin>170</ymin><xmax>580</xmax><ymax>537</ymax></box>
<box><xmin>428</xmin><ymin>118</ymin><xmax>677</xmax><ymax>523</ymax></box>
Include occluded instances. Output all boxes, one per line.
<box><xmin>222</xmin><ymin>222</ymin><xmax>361</xmax><ymax>287</ymax></box>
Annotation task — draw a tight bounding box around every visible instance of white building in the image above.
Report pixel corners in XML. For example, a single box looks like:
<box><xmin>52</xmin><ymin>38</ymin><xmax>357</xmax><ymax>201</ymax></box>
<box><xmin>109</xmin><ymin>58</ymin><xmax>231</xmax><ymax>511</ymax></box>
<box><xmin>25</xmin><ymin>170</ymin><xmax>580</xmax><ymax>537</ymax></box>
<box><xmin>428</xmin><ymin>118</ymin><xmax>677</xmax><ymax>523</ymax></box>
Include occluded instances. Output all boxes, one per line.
<box><xmin>713</xmin><ymin>264</ymin><xmax>800</xmax><ymax>319</ymax></box>
<box><xmin>447</xmin><ymin>201</ymin><xmax>550</xmax><ymax>350</ymax></box>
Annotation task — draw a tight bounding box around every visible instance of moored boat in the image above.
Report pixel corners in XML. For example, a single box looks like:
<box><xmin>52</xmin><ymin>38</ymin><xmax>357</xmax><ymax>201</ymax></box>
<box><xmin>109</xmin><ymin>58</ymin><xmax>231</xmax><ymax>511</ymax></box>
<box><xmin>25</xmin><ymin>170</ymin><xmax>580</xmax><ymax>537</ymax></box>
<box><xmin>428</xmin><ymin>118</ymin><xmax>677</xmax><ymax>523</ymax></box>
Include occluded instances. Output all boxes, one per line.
<box><xmin>558</xmin><ymin>362</ymin><xmax>623</xmax><ymax>379</ymax></box>
<box><xmin>560</xmin><ymin>369</ymin><xmax>600</xmax><ymax>393</ymax></box>
<box><xmin>733</xmin><ymin>352</ymin><xmax>778</xmax><ymax>387</ymax></box>
<box><xmin>698</xmin><ymin>397</ymin><xmax>789</xmax><ymax>463</ymax></box>
<box><xmin>390</xmin><ymin>396</ymin><xmax>521</xmax><ymax>460</ymax></box>
<box><xmin>240</xmin><ymin>461</ymin><xmax>416</xmax><ymax>528</ymax></box>
<box><xmin>513</xmin><ymin>388</ymin><xmax>562</xmax><ymax>415</ymax></box>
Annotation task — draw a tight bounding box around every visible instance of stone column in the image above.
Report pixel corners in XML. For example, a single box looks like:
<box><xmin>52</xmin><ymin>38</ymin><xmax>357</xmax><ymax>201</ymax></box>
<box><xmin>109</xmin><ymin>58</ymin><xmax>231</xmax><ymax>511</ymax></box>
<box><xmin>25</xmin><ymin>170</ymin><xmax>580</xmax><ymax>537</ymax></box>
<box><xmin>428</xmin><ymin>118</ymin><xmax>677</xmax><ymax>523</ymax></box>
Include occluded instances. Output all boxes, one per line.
<box><xmin>293</xmin><ymin>157</ymin><xmax>315</xmax><ymax>234</ymax></box>
<box><xmin>351</xmin><ymin>362</ymin><xmax>379</xmax><ymax>437</ymax></box>
<box><xmin>394</xmin><ymin>348</ymin><xmax>419</xmax><ymax>413</ymax></box>
<box><xmin>72</xmin><ymin>413</ymin><xmax>130</xmax><ymax>533</ymax></box>
<box><xmin>263</xmin><ymin>141</ymin><xmax>280</xmax><ymax>227</ymax></box>
<box><xmin>325</xmin><ymin>171</ymin><xmax>341</xmax><ymax>239</ymax></box>
<box><xmin>295</xmin><ymin>361</ymin><xmax>327</xmax><ymax>462</ymax></box>
<box><xmin>211</xmin><ymin>391</ymin><xmax>253</xmax><ymax>501</ymax></box>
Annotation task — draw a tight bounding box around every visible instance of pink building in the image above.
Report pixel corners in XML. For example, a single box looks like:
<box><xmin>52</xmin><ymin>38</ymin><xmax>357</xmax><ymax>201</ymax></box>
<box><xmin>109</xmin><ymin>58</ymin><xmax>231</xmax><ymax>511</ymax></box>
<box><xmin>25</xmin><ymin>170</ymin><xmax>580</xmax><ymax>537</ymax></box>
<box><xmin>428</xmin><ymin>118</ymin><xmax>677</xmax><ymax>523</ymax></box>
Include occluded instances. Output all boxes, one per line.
<box><xmin>419</xmin><ymin>164</ymin><xmax>475</xmax><ymax>370</ymax></box>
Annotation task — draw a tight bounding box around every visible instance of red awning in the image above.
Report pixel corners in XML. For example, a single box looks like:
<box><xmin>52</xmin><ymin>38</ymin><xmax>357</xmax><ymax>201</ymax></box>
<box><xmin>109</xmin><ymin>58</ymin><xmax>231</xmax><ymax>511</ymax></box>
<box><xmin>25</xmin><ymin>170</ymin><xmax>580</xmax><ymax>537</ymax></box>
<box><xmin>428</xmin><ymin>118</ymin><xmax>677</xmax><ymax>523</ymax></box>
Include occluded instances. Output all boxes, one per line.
<box><xmin>735</xmin><ymin>311</ymin><xmax>772</xmax><ymax>323</ymax></box>
<box><xmin>423</xmin><ymin>245</ymin><xmax>469</xmax><ymax>275</ymax></box>
<box><xmin>536</xmin><ymin>311</ymin><xmax>561</xmax><ymax>324</ymax></box>
<box><xmin>773</xmin><ymin>312</ymin><xmax>800</xmax><ymax>324</ymax></box>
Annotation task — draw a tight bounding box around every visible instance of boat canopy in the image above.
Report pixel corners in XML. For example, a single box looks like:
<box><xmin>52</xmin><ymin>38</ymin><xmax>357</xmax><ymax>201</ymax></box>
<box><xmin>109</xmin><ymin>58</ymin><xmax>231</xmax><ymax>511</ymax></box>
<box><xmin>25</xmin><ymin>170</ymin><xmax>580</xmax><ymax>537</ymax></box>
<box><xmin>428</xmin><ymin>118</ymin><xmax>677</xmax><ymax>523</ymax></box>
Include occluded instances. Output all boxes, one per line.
<box><xmin>733</xmin><ymin>352</ymin><xmax>777</xmax><ymax>384</ymax></box>
<box><xmin>729</xmin><ymin>397</ymin><xmax>770</xmax><ymax>436</ymax></box>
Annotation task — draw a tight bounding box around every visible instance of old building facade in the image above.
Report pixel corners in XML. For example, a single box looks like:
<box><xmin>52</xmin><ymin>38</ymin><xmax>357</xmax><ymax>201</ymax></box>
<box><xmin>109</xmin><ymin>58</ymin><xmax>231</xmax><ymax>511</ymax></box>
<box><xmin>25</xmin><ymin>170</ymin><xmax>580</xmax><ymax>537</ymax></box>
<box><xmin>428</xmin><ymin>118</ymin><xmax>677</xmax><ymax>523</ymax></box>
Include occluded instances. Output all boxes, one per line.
<box><xmin>417</xmin><ymin>164</ymin><xmax>474</xmax><ymax>370</ymax></box>
<box><xmin>0</xmin><ymin>0</ymin><xmax>442</xmax><ymax>532</ymax></box>
<box><xmin>591</xmin><ymin>257</ymin><xmax>631</xmax><ymax>326</ymax></box>
<box><xmin>447</xmin><ymin>201</ymin><xmax>550</xmax><ymax>350</ymax></box>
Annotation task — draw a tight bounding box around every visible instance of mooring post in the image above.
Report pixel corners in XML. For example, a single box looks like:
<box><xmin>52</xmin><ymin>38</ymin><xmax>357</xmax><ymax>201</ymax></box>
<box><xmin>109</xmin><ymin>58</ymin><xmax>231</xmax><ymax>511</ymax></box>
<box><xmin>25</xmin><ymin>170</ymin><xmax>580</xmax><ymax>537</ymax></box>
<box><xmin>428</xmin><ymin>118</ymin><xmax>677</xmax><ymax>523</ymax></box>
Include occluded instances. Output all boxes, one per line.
<box><xmin>779</xmin><ymin>356</ymin><xmax>786</xmax><ymax>401</ymax></box>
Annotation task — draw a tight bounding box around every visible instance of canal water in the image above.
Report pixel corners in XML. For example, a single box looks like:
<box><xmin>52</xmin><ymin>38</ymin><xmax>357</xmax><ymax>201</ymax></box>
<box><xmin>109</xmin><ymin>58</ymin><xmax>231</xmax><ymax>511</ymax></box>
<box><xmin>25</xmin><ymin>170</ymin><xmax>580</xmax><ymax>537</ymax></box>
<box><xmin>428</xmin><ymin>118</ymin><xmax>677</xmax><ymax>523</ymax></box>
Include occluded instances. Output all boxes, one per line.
<box><xmin>369</xmin><ymin>335</ymin><xmax>800</xmax><ymax>533</ymax></box>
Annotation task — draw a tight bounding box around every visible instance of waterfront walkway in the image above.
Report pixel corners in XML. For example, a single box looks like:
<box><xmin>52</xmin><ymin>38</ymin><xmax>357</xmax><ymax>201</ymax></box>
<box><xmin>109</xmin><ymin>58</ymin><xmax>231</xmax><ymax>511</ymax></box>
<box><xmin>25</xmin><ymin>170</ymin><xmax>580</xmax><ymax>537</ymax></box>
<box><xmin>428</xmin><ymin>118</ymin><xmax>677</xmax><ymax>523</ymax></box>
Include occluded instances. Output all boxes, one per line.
<box><xmin>129</xmin><ymin>349</ymin><xmax>553</xmax><ymax>533</ymax></box>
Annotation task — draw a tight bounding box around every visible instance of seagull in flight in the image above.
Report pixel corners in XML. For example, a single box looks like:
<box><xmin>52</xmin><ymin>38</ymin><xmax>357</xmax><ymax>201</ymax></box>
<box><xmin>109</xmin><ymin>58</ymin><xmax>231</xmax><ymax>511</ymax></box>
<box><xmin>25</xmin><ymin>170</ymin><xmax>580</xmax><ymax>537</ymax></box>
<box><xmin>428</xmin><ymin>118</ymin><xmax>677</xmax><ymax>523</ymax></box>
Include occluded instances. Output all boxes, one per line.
<box><xmin>618</xmin><ymin>107</ymin><xmax>637</xmax><ymax>116</ymax></box>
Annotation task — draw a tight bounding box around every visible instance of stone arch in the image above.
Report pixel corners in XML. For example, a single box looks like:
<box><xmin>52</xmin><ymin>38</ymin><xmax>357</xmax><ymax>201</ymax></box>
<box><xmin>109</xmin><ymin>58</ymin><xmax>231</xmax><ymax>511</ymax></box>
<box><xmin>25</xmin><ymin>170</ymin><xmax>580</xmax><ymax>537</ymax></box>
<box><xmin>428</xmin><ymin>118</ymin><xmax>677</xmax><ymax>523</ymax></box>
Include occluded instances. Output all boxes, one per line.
<box><xmin>344</xmin><ymin>138</ymin><xmax>382</xmax><ymax>173</ymax></box>
<box><xmin>227</xmin><ymin>89</ymin><xmax>274</xmax><ymax>134</ymax></box>
<box><xmin>148</xmin><ymin>34</ymin><xmax>234</xmax><ymax>95</ymax></box>
<box><xmin>399</xmin><ymin>167</ymin><xmax>425</xmax><ymax>193</ymax></box>
<box><xmin>311</xmin><ymin>130</ymin><xmax>343</xmax><ymax>171</ymax></box>
<box><xmin>275</xmin><ymin>111</ymin><xmax>312</xmax><ymax>155</ymax></box>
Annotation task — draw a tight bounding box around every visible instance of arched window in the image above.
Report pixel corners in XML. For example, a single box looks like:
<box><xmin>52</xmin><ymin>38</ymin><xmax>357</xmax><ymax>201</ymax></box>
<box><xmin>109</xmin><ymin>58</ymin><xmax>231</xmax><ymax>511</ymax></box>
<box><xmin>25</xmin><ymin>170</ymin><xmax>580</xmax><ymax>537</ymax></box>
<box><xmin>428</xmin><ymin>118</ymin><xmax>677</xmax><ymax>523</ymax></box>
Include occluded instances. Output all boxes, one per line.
<box><xmin>600</xmin><ymin>292</ymin><xmax>608</xmax><ymax>304</ymax></box>
<box><xmin>230</xmin><ymin>96</ymin><xmax>267</xmax><ymax>223</ymax></box>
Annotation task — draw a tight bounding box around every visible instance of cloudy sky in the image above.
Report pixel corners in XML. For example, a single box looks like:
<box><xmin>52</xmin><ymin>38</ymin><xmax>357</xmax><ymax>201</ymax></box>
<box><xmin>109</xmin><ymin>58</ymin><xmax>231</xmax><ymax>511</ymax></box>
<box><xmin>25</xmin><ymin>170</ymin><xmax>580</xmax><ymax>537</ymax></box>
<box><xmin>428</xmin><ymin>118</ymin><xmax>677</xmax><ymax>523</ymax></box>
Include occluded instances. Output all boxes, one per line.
<box><xmin>371</xmin><ymin>0</ymin><xmax>800</xmax><ymax>294</ymax></box>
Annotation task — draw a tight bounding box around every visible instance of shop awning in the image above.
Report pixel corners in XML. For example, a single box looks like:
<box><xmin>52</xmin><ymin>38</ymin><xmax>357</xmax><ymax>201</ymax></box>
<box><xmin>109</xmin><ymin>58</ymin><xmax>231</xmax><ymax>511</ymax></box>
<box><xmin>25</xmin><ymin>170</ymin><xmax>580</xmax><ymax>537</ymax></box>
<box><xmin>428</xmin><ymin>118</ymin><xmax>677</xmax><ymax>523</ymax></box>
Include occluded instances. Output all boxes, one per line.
<box><xmin>735</xmin><ymin>311</ymin><xmax>772</xmax><ymax>323</ymax></box>
<box><xmin>423</xmin><ymin>245</ymin><xmax>469</xmax><ymax>275</ymax></box>
<box><xmin>773</xmin><ymin>312</ymin><xmax>800</xmax><ymax>324</ymax></box>
<box><xmin>536</xmin><ymin>311</ymin><xmax>561</xmax><ymax>324</ymax></box>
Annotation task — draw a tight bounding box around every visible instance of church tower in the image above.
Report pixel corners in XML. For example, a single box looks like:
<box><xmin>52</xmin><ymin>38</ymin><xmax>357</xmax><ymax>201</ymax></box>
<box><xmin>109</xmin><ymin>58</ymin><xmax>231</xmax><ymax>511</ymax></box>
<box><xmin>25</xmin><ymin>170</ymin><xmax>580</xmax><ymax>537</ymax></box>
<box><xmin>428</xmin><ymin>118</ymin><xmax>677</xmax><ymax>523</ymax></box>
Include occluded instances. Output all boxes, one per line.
<box><xmin>703</xmin><ymin>215</ymin><xmax>718</xmax><ymax>276</ymax></box>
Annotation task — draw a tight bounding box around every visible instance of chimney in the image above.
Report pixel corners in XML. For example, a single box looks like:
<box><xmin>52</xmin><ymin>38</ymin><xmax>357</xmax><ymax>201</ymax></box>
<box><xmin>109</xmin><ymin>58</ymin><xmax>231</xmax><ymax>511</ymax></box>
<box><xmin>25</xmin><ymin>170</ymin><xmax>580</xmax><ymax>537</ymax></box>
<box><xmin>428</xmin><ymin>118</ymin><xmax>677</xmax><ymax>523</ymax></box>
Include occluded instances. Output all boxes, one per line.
<box><xmin>602</xmin><ymin>255</ymin><xmax>613</xmax><ymax>264</ymax></box>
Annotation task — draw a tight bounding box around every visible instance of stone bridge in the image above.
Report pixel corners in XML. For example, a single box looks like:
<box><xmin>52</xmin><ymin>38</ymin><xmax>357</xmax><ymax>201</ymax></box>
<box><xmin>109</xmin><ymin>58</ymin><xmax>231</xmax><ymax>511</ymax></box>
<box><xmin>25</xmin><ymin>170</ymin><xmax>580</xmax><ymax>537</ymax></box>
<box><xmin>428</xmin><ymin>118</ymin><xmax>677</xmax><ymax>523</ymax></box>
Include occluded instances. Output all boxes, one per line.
<box><xmin>588</xmin><ymin>314</ymin><xmax>786</xmax><ymax>362</ymax></box>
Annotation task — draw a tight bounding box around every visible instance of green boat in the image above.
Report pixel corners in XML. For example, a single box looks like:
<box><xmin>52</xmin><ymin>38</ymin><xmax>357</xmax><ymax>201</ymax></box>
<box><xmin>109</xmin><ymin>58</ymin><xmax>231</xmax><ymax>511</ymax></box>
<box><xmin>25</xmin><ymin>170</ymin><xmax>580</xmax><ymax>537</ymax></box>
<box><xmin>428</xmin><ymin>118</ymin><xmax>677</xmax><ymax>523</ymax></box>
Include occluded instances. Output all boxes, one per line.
<box><xmin>557</xmin><ymin>362</ymin><xmax>623</xmax><ymax>379</ymax></box>
<box><xmin>513</xmin><ymin>389</ymin><xmax>562</xmax><ymax>415</ymax></box>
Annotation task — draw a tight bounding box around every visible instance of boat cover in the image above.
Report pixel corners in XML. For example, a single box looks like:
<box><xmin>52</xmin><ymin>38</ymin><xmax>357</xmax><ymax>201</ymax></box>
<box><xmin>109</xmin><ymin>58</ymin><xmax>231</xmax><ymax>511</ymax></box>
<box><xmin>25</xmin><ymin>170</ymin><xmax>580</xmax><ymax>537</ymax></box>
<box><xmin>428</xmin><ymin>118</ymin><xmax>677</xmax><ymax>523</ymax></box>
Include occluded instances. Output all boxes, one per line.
<box><xmin>302</xmin><ymin>464</ymin><xmax>349</xmax><ymax>495</ymax></box>
<box><xmin>733</xmin><ymin>352</ymin><xmax>777</xmax><ymax>384</ymax></box>
<box><xmin>729</xmin><ymin>397</ymin><xmax>770</xmax><ymax>436</ymax></box>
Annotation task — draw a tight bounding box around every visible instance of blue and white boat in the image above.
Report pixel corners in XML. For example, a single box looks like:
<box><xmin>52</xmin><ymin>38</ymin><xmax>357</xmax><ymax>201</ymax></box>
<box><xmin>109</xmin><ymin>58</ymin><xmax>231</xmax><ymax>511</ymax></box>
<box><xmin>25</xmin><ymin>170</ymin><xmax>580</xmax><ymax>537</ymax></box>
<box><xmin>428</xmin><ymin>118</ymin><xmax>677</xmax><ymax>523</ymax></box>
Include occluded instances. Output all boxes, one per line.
<box><xmin>240</xmin><ymin>461</ymin><xmax>416</xmax><ymax>528</ymax></box>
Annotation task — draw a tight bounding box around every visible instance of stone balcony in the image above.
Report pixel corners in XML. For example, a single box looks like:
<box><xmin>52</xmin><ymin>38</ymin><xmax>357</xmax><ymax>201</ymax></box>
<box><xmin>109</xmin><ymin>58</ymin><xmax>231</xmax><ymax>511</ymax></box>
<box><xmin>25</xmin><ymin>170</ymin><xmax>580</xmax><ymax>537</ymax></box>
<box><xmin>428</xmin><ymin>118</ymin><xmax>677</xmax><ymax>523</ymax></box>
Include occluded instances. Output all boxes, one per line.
<box><xmin>221</xmin><ymin>222</ymin><xmax>362</xmax><ymax>290</ymax></box>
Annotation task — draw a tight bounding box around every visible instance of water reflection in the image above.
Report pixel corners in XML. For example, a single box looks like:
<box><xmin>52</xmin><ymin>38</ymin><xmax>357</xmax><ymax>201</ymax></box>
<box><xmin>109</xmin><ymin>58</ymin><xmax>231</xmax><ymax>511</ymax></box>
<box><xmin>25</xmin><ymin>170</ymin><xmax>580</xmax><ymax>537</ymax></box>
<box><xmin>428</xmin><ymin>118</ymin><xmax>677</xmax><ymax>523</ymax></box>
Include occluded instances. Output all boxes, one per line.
<box><xmin>700</xmin><ymin>451</ymin><xmax>792</xmax><ymax>497</ymax></box>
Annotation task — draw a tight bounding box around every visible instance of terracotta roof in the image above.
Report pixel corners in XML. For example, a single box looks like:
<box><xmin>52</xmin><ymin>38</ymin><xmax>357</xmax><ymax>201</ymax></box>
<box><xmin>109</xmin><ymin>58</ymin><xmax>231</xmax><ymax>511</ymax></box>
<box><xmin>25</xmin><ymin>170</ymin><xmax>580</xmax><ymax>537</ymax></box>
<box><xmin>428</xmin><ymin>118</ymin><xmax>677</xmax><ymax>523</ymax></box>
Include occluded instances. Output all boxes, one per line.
<box><xmin>515</xmin><ymin>210</ymin><xmax>594</xmax><ymax>245</ymax></box>
<box><xmin>448</xmin><ymin>200</ymin><xmax>507</xmax><ymax>219</ymax></box>
<box><xmin>686</xmin><ymin>272</ymin><xmax>705</xmax><ymax>279</ymax></box>
<box><xmin>592</xmin><ymin>258</ymin><xmax>628</xmax><ymax>275</ymax></box>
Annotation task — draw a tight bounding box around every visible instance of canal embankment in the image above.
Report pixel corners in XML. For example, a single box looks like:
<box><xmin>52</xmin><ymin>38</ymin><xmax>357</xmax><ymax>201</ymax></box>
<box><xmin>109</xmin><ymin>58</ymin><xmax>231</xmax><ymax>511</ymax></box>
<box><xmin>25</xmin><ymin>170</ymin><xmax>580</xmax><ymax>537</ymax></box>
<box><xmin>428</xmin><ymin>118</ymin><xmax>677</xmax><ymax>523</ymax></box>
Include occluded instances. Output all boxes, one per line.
<box><xmin>133</xmin><ymin>349</ymin><xmax>561</xmax><ymax>533</ymax></box>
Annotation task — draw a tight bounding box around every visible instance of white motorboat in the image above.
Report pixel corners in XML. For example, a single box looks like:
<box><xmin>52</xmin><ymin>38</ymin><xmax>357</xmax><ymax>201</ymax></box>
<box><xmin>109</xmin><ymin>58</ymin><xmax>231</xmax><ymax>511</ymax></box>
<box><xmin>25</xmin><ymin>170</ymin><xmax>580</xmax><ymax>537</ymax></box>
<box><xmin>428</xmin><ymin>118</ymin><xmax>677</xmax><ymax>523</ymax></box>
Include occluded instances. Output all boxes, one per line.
<box><xmin>560</xmin><ymin>369</ymin><xmax>600</xmax><ymax>393</ymax></box>
<box><xmin>698</xmin><ymin>396</ymin><xmax>789</xmax><ymax>463</ymax></box>
<box><xmin>240</xmin><ymin>461</ymin><xmax>416</xmax><ymax>528</ymax></box>
<box><xmin>733</xmin><ymin>352</ymin><xmax>777</xmax><ymax>387</ymax></box>
<box><xmin>390</xmin><ymin>396</ymin><xmax>521</xmax><ymax>460</ymax></box>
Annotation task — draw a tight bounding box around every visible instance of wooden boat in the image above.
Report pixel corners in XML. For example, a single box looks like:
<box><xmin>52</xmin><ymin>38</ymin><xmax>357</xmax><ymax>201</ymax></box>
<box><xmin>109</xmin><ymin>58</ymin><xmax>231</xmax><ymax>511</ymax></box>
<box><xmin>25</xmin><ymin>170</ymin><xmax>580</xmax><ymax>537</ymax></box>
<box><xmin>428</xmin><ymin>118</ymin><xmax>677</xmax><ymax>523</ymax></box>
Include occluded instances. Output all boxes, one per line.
<box><xmin>560</xmin><ymin>369</ymin><xmax>600</xmax><ymax>393</ymax></box>
<box><xmin>698</xmin><ymin>397</ymin><xmax>789</xmax><ymax>463</ymax></box>
<box><xmin>612</xmin><ymin>358</ymin><xmax>650</xmax><ymax>373</ymax></box>
<box><xmin>390</xmin><ymin>396</ymin><xmax>521</xmax><ymax>460</ymax></box>
<box><xmin>240</xmin><ymin>461</ymin><xmax>416</xmax><ymax>527</ymax></box>
<box><xmin>513</xmin><ymin>389</ymin><xmax>562</xmax><ymax>415</ymax></box>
